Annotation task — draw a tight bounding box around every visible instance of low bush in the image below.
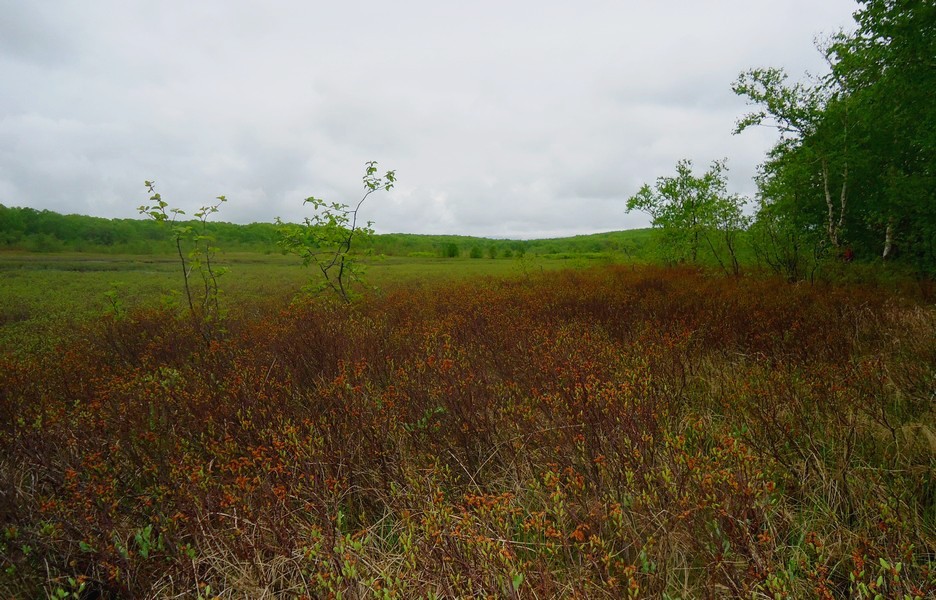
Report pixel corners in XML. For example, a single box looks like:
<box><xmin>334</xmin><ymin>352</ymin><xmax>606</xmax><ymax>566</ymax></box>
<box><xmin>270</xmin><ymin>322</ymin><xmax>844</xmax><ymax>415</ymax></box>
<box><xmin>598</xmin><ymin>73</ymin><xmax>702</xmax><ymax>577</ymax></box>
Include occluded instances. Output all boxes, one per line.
<box><xmin>1</xmin><ymin>266</ymin><xmax>933</xmax><ymax>598</ymax></box>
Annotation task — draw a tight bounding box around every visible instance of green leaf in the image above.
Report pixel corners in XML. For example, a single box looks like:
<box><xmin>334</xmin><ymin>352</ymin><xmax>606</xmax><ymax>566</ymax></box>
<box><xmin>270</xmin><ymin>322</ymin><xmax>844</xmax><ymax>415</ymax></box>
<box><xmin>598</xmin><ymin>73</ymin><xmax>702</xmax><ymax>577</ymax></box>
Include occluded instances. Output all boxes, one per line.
<box><xmin>512</xmin><ymin>572</ymin><xmax>524</xmax><ymax>591</ymax></box>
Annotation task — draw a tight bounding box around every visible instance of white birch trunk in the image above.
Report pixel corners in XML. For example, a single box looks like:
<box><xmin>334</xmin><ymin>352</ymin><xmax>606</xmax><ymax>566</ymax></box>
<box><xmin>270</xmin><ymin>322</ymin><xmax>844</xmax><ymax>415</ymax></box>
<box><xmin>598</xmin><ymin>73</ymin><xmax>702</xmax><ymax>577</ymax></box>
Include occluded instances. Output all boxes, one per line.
<box><xmin>882</xmin><ymin>217</ymin><xmax>894</xmax><ymax>260</ymax></box>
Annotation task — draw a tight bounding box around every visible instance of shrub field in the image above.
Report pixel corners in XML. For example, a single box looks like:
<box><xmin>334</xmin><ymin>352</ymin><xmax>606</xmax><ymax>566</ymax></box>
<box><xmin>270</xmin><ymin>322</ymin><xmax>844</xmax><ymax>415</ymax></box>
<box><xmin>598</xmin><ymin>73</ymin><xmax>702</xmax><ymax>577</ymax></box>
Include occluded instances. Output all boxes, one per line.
<box><xmin>1</xmin><ymin>265</ymin><xmax>934</xmax><ymax>598</ymax></box>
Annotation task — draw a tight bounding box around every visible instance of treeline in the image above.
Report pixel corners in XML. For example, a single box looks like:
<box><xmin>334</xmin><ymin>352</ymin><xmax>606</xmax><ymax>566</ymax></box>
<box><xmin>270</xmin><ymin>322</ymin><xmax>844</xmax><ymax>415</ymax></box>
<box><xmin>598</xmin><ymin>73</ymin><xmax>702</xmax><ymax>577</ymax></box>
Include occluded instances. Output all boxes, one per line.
<box><xmin>0</xmin><ymin>205</ymin><xmax>279</xmax><ymax>254</ymax></box>
<box><xmin>626</xmin><ymin>1</ymin><xmax>934</xmax><ymax>280</ymax></box>
<box><xmin>734</xmin><ymin>0</ymin><xmax>935</xmax><ymax>278</ymax></box>
<box><xmin>0</xmin><ymin>204</ymin><xmax>654</xmax><ymax>260</ymax></box>
<box><xmin>368</xmin><ymin>230</ymin><xmax>654</xmax><ymax>260</ymax></box>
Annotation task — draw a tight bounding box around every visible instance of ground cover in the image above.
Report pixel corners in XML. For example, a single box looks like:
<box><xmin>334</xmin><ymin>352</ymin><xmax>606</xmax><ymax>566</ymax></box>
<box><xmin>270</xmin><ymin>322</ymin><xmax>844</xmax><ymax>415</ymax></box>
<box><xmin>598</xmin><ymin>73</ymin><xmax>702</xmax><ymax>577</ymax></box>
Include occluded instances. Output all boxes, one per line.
<box><xmin>0</xmin><ymin>264</ymin><xmax>933</xmax><ymax>598</ymax></box>
<box><xmin>0</xmin><ymin>252</ymin><xmax>591</xmax><ymax>352</ymax></box>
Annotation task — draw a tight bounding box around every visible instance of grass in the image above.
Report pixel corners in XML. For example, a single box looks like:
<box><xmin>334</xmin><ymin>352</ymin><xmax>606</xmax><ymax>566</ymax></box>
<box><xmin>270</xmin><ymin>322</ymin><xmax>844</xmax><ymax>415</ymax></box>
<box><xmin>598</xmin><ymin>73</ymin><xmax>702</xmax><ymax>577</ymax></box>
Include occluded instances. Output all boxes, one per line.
<box><xmin>0</xmin><ymin>255</ymin><xmax>934</xmax><ymax>598</ymax></box>
<box><xmin>0</xmin><ymin>251</ymin><xmax>601</xmax><ymax>352</ymax></box>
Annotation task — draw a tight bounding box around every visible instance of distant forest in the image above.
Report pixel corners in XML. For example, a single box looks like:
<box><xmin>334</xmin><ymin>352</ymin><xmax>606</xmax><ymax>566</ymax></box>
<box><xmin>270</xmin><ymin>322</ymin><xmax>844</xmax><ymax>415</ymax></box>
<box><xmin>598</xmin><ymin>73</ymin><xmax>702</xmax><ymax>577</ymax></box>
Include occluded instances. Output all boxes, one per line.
<box><xmin>0</xmin><ymin>204</ymin><xmax>652</xmax><ymax>260</ymax></box>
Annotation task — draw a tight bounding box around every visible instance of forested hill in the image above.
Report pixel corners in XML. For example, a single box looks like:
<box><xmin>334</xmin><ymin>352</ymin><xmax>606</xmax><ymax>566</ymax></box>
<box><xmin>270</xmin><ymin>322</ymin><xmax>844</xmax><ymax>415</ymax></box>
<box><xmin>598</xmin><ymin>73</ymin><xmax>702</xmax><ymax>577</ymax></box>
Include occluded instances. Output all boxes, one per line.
<box><xmin>0</xmin><ymin>205</ymin><xmax>279</xmax><ymax>254</ymax></box>
<box><xmin>0</xmin><ymin>204</ymin><xmax>652</xmax><ymax>259</ymax></box>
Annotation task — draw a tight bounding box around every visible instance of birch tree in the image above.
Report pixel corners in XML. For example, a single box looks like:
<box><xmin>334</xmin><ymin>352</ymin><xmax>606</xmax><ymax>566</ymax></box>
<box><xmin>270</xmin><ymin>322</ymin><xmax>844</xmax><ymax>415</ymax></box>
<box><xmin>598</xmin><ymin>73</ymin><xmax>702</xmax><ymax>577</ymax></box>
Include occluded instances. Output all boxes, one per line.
<box><xmin>626</xmin><ymin>159</ymin><xmax>749</xmax><ymax>273</ymax></box>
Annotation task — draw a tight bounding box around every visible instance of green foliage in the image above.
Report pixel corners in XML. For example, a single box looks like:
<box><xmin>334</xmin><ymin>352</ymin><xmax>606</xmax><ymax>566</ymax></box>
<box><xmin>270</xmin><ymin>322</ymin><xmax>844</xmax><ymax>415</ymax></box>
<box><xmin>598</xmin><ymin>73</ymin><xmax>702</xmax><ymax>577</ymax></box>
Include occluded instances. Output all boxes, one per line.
<box><xmin>732</xmin><ymin>67</ymin><xmax>827</xmax><ymax>141</ymax></box>
<box><xmin>626</xmin><ymin>159</ymin><xmax>749</xmax><ymax>273</ymax></box>
<box><xmin>102</xmin><ymin>282</ymin><xmax>127</xmax><ymax>320</ymax></box>
<box><xmin>0</xmin><ymin>204</ymin><xmax>659</xmax><ymax>267</ymax></box>
<box><xmin>748</xmin><ymin>196</ymin><xmax>824</xmax><ymax>282</ymax></box>
<box><xmin>735</xmin><ymin>0</ymin><xmax>936</xmax><ymax>276</ymax></box>
<box><xmin>137</xmin><ymin>182</ymin><xmax>228</xmax><ymax>339</ymax></box>
<box><xmin>276</xmin><ymin>161</ymin><xmax>395</xmax><ymax>302</ymax></box>
<box><xmin>733</xmin><ymin>64</ymin><xmax>851</xmax><ymax>255</ymax></box>
<box><xmin>442</xmin><ymin>242</ymin><xmax>459</xmax><ymax>258</ymax></box>
<box><xmin>133</xmin><ymin>524</ymin><xmax>164</xmax><ymax>559</ymax></box>
<box><xmin>0</xmin><ymin>204</ymin><xmax>280</xmax><ymax>254</ymax></box>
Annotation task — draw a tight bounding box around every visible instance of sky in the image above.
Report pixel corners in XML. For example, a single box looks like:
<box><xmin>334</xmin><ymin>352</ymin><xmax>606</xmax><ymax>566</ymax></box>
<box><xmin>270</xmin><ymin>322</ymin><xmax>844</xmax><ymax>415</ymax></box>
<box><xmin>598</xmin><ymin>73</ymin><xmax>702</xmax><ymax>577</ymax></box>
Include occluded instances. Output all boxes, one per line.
<box><xmin>0</xmin><ymin>0</ymin><xmax>860</xmax><ymax>239</ymax></box>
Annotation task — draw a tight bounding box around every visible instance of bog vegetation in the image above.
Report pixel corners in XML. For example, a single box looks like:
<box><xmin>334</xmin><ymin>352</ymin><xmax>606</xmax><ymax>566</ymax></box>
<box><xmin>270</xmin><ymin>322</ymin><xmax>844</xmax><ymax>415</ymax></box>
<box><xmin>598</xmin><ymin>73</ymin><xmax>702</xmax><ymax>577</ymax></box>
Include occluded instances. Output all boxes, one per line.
<box><xmin>1</xmin><ymin>266</ymin><xmax>934</xmax><ymax>598</ymax></box>
<box><xmin>1</xmin><ymin>1</ymin><xmax>934</xmax><ymax>597</ymax></box>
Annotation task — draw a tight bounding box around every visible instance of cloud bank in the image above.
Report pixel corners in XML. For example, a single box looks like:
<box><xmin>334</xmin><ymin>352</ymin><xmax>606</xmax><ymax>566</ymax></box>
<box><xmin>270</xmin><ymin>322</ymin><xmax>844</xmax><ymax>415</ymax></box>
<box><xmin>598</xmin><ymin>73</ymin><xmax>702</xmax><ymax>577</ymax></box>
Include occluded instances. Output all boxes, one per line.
<box><xmin>0</xmin><ymin>0</ymin><xmax>859</xmax><ymax>238</ymax></box>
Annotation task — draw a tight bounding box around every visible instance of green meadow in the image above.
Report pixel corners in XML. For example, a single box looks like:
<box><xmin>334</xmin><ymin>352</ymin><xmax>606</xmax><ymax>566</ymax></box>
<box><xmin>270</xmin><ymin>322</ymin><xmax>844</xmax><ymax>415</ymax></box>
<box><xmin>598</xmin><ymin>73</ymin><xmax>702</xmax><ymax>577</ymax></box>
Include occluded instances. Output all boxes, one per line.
<box><xmin>0</xmin><ymin>248</ymin><xmax>628</xmax><ymax>352</ymax></box>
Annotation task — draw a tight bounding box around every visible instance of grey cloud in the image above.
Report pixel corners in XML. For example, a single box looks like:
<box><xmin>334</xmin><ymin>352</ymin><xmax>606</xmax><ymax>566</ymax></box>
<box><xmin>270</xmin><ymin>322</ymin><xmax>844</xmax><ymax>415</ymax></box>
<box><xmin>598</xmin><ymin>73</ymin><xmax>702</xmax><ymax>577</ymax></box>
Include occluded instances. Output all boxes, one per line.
<box><xmin>0</xmin><ymin>0</ymin><xmax>860</xmax><ymax>238</ymax></box>
<box><xmin>0</xmin><ymin>2</ymin><xmax>82</xmax><ymax>67</ymax></box>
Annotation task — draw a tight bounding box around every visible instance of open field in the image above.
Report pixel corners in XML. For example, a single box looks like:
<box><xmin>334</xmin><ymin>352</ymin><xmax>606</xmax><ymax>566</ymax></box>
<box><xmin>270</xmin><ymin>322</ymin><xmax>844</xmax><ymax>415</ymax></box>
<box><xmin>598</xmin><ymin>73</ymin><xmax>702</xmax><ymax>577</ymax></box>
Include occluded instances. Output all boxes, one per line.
<box><xmin>1</xmin><ymin>259</ymin><xmax>934</xmax><ymax>598</ymax></box>
<box><xmin>0</xmin><ymin>251</ymin><xmax>608</xmax><ymax>353</ymax></box>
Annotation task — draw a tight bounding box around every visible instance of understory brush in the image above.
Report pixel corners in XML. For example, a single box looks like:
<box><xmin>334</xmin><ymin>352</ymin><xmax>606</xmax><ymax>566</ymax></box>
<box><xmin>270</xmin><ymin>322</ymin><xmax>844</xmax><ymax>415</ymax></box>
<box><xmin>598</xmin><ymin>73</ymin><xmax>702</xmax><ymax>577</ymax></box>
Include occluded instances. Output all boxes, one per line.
<box><xmin>1</xmin><ymin>266</ymin><xmax>933</xmax><ymax>598</ymax></box>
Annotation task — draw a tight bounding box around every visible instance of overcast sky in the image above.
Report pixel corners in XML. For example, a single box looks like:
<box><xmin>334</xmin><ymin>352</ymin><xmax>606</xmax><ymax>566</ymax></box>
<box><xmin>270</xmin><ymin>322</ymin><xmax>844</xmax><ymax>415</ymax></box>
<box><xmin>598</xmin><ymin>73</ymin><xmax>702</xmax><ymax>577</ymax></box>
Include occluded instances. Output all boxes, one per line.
<box><xmin>1</xmin><ymin>0</ymin><xmax>859</xmax><ymax>238</ymax></box>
